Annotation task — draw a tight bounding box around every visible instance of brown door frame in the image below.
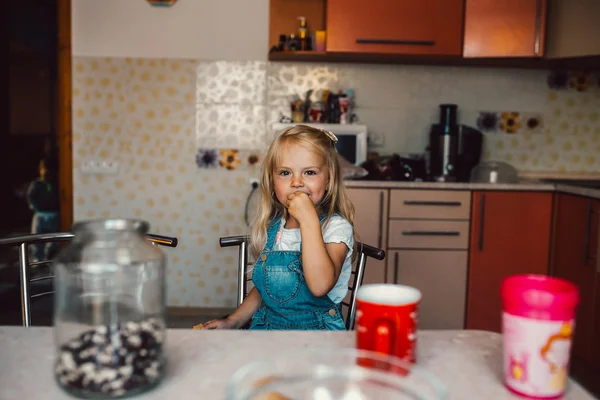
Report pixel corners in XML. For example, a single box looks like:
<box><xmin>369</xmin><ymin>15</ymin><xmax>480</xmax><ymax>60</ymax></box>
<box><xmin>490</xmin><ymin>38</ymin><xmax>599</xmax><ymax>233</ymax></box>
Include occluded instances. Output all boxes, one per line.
<box><xmin>57</xmin><ymin>0</ymin><xmax>73</xmax><ymax>230</ymax></box>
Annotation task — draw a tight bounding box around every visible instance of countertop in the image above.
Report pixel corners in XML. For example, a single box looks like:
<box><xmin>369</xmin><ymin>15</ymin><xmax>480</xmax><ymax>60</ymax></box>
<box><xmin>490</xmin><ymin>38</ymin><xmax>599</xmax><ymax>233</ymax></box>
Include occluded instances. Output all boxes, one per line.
<box><xmin>0</xmin><ymin>327</ymin><xmax>594</xmax><ymax>399</ymax></box>
<box><xmin>344</xmin><ymin>179</ymin><xmax>600</xmax><ymax>199</ymax></box>
<box><xmin>344</xmin><ymin>179</ymin><xmax>555</xmax><ymax>191</ymax></box>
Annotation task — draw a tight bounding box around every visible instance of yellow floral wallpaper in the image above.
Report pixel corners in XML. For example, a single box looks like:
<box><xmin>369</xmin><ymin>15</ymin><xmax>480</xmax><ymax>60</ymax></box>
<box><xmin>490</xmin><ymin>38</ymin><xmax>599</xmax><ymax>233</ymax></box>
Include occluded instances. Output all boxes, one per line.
<box><xmin>482</xmin><ymin>86</ymin><xmax>600</xmax><ymax>172</ymax></box>
<box><xmin>72</xmin><ymin>56</ymin><xmax>600</xmax><ymax>308</ymax></box>
<box><xmin>72</xmin><ymin>57</ymin><xmax>256</xmax><ymax>308</ymax></box>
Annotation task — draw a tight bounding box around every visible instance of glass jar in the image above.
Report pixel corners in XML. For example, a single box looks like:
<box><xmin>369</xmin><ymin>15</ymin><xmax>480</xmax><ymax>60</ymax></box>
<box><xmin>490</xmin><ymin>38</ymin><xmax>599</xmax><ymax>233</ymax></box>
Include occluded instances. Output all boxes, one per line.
<box><xmin>53</xmin><ymin>219</ymin><xmax>167</xmax><ymax>399</ymax></box>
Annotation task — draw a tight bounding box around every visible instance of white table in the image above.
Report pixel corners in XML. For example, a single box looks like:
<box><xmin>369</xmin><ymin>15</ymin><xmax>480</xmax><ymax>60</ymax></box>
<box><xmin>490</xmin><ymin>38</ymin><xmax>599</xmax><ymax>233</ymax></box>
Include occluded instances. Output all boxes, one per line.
<box><xmin>0</xmin><ymin>327</ymin><xmax>594</xmax><ymax>399</ymax></box>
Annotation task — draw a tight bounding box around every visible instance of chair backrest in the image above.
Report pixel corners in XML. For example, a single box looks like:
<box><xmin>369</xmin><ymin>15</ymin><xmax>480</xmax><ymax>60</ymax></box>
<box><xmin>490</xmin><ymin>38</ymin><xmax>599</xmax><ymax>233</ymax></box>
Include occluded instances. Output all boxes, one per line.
<box><xmin>0</xmin><ymin>232</ymin><xmax>178</xmax><ymax>327</ymax></box>
<box><xmin>219</xmin><ymin>235</ymin><xmax>385</xmax><ymax>330</ymax></box>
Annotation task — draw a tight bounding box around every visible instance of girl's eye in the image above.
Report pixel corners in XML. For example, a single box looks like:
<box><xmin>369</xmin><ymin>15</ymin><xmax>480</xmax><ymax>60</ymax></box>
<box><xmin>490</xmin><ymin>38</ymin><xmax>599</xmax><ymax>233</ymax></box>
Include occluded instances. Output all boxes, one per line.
<box><xmin>305</xmin><ymin>170</ymin><xmax>317</xmax><ymax>176</ymax></box>
<box><xmin>278</xmin><ymin>170</ymin><xmax>290</xmax><ymax>176</ymax></box>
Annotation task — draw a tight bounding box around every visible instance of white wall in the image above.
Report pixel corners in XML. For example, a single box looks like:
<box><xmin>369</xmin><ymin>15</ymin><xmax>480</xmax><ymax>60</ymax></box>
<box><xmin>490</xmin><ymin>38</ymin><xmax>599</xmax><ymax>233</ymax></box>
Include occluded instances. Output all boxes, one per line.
<box><xmin>72</xmin><ymin>0</ymin><xmax>269</xmax><ymax>61</ymax></box>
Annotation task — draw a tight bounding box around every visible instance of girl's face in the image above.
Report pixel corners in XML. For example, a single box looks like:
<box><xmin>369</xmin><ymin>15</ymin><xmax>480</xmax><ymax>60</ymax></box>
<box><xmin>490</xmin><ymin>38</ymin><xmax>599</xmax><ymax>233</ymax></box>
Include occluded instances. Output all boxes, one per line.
<box><xmin>273</xmin><ymin>142</ymin><xmax>329</xmax><ymax>208</ymax></box>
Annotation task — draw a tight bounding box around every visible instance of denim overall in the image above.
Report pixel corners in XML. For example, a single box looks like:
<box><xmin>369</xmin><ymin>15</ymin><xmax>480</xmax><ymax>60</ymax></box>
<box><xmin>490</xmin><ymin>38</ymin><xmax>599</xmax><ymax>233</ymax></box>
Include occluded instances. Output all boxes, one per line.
<box><xmin>250</xmin><ymin>215</ymin><xmax>346</xmax><ymax>330</ymax></box>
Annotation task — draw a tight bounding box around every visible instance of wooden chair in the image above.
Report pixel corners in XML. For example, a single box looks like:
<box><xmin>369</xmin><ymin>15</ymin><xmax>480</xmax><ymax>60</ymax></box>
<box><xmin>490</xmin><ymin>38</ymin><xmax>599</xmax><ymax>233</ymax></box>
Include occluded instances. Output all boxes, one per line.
<box><xmin>219</xmin><ymin>235</ymin><xmax>385</xmax><ymax>330</ymax></box>
<box><xmin>0</xmin><ymin>232</ymin><xmax>178</xmax><ymax>327</ymax></box>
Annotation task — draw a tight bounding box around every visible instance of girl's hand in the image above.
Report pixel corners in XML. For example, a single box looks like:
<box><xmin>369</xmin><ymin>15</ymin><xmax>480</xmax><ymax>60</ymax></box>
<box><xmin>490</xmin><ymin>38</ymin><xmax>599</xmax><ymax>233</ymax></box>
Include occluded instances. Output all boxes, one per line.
<box><xmin>200</xmin><ymin>318</ymin><xmax>237</xmax><ymax>330</ymax></box>
<box><xmin>286</xmin><ymin>191</ymin><xmax>318</xmax><ymax>225</ymax></box>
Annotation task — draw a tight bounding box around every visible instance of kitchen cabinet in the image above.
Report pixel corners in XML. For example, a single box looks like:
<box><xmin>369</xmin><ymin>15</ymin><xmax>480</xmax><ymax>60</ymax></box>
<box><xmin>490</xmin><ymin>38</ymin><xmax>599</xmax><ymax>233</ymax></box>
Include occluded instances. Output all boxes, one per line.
<box><xmin>550</xmin><ymin>194</ymin><xmax>599</xmax><ymax>368</ymax></box>
<box><xmin>268</xmin><ymin>0</ymin><xmax>326</xmax><ymax>54</ymax></box>
<box><xmin>389</xmin><ymin>189</ymin><xmax>471</xmax><ymax>220</ymax></box>
<box><xmin>347</xmin><ymin>188</ymin><xmax>389</xmax><ymax>285</ymax></box>
<box><xmin>466</xmin><ymin>191</ymin><xmax>553</xmax><ymax>333</ymax></box>
<box><xmin>389</xmin><ymin>250</ymin><xmax>468</xmax><ymax>329</ymax></box>
<box><xmin>464</xmin><ymin>0</ymin><xmax>547</xmax><ymax>58</ymax></box>
<box><xmin>545</xmin><ymin>0</ymin><xmax>600</xmax><ymax>58</ymax></box>
<box><xmin>593</xmin><ymin>272</ymin><xmax>600</xmax><ymax>370</ymax></box>
<box><xmin>326</xmin><ymin>0</ymin><xmax>464</xmax><ymax>56</ymax></box>
<box><xmin>587</xmin><ymin>256</ymin><xmax>600</xmax><ymax>396</ymax></box>
<box><xmin>387</xmin><ymin>189</ymin><xmax>471</xmax><ymax>329</ymax></box>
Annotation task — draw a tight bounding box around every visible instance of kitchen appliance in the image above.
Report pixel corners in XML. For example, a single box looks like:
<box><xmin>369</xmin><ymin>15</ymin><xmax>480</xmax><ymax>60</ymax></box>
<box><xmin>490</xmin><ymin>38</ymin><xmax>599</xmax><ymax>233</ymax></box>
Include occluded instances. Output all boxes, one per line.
<box><xmin>427</xmin><ymin>104</ymin><xmax>483</xmax><ymax>182</ymax></box>
<box><xmin>361</xmin><ymin>153</ymin><xmax>427</xmax><ymax>181</ymax></box>
<box><xmin>272</xmin><ymin>123</ymin><xmax>368</xmax><ymax>166</ymax></box>
<box><xmin>470</xmin><ymin>160</ymin><xmax>518</xmax><ymax>183</ymax></box>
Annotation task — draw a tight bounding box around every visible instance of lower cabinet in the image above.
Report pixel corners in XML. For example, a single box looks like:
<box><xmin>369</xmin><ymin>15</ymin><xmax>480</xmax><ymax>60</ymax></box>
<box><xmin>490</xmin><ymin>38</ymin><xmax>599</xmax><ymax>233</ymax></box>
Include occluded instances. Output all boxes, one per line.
<box><xmin>467</xmin><ymin>191</ymin><xmax>553</xmax><ymax>333</ymax></box>
<box><xmin>347</xmin><ymin>188</ymin><xmax>389</xmax><ymax>285</ymax></box>
<box><xmin>550</xmin><ymin>193</ymin><xmax>600</xmax><ymax>397</ymax></box>
<box><xmin>389</xmin><ymin>250</ymin><xmax>468</xmax><ymax>329</ymax></box>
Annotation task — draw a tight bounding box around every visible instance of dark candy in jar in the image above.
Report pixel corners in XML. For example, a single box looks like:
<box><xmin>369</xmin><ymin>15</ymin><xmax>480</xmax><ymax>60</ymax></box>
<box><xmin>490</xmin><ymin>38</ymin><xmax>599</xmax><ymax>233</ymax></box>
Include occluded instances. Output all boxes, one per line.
<box><xmin>55</xmin><ymin>317</ymin><xmax>165</xmax><ymax>397</ymax></box>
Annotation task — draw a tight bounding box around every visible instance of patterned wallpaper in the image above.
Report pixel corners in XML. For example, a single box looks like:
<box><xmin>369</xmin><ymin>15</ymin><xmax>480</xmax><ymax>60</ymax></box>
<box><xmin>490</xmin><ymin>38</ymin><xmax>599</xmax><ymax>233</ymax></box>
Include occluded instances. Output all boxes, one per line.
<box><xmin>72</xmin><ymin>57</ymin><xmax>256</xmax><ymax>308</ymax></box>
<box><xmin>73</xmin><ymin>57</ymin><xmax>600</xmax><ymax>308</ymax></box>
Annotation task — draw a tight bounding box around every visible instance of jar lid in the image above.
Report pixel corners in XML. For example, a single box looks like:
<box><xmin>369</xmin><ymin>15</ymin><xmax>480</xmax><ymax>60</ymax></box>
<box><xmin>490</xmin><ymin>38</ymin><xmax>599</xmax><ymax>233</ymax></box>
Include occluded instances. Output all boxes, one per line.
<box><xmin>72</xmin><ymin>219</ymin><xmax>150</xmax><ymax>235</ymax></box>
<box><xmin>501</xmin><ymin>274</ymin><xmax>580</xmax><ymax>315</ymax></box>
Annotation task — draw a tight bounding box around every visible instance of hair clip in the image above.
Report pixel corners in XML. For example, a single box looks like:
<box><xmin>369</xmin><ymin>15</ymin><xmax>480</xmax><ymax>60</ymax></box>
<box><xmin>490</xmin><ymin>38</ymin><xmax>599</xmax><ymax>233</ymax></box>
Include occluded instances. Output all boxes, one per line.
<box><xmin>319</xmin><ymin>128</ymin><xmax>338</xmax><ymax>144</ymax></box>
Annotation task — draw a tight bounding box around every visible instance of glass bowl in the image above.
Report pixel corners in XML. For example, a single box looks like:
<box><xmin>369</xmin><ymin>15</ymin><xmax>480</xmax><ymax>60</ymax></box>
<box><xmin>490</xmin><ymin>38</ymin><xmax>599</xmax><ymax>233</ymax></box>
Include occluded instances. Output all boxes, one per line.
<box><xmin>225</xmin><ymin>347</ymin><xmax>447</xmax><ymax>400</ymax></box>
<box><xmin>470</xmin><ymin>160</ymin><xmax>519</xmax><ymax>184</ymax></box>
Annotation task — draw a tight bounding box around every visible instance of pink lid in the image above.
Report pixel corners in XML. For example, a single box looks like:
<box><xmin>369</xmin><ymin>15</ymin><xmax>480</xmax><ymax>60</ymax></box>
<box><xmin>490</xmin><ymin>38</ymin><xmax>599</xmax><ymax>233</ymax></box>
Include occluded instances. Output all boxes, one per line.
<box><xmin>501</xmin><ymin>274</ymin><xmax>580</xmax><ymax>320</ymax></box>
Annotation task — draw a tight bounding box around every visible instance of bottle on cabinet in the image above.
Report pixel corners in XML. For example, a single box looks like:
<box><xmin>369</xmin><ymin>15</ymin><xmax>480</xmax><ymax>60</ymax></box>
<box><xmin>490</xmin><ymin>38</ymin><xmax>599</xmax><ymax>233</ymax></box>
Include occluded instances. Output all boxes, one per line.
<box><xmin>297</xmin><ymin>16</ymin><xmax>309</xmax><ymax>51</ymax></box>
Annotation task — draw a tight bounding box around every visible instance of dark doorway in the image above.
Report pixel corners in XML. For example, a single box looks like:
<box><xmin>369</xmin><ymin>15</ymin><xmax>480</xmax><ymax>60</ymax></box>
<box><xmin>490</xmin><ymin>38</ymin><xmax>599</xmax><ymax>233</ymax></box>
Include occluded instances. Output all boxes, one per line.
<box><xmin>1</xmin><ymin>0</ymin><xmax>59</xmax><ymax>326</ymax></box>
<box><xmin>5</xmin><ymin>0</ymin><xmax>59</xmax><ymax>238</ymax></box>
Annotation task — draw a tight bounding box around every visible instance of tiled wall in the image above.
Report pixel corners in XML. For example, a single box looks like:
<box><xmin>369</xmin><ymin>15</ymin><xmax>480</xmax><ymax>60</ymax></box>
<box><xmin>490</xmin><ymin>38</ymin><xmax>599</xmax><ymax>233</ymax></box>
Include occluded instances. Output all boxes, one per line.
<box><xmin>73</xmin><ymin>57</ymin><xmax>600</xmax><ymax>308</ymax></box>
<box><xmin>73</xmin><ymin>58</ymin><xmax>256</xmax><ymax>308</ymax></box>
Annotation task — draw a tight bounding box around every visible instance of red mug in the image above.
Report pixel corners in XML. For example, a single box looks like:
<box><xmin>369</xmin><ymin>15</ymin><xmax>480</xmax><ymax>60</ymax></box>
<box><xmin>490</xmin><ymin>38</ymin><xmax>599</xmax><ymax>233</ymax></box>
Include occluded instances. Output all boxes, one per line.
<box><xmin>355</xmin><ymin>284</ymin><xmax>422</xmax><ymax>364</ymax></box>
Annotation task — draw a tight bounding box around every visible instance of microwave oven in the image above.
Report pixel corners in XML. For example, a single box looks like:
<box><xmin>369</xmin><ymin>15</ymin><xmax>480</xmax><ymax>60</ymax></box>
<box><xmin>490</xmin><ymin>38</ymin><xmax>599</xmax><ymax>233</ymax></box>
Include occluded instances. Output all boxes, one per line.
<box><xmin>271</xmin><ymin>123</ymin><xmax>368</xmax><ymax>166</ymax></box>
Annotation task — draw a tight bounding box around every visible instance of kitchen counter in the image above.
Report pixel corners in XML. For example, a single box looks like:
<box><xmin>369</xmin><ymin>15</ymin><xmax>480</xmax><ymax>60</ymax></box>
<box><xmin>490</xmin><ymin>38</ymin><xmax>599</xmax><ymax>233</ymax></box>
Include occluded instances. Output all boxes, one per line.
<box><xmin>344</xmin><ymin>179</ymin><xmax>600</xmax><ymax>199</ymax></box>
<box><xmin>0</xmin><ymin>327</ymin><xmax>594</xmax><ymax>399</ymax></box>
<box><xmin>555</xmin><ymin>183</ymin><xmax>600</xmax><ymax>199</ymax></box>
<box><xmin>344</xmin><ymin>179</ymin><xmax>555</xmax><ymax>191</ymax></box>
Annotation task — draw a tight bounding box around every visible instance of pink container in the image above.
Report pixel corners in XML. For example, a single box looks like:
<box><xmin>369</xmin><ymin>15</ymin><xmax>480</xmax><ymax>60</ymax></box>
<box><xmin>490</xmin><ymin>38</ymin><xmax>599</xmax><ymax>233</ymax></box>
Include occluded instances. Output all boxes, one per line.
<box><xmin>501</xmin><ymin>274</ymin><xmax>580</xmax><ymax>399</ymax></box>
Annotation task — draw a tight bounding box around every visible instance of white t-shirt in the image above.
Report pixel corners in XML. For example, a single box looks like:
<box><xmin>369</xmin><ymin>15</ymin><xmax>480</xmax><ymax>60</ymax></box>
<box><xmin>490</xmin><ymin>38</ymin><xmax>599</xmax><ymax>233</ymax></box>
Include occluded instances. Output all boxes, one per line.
<box><xmin>273</xmin><ymin>214</ymin><xmax>354</xmax><ymax>303</ymax></box>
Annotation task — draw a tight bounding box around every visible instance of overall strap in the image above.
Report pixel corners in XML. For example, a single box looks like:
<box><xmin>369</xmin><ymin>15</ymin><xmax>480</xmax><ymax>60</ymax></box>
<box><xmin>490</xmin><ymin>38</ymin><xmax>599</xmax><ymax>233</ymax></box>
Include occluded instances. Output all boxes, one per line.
<box><xmin>263</xmin><ymin>216</ymin><xmax>282</xmax><ymax>251</ymax></box>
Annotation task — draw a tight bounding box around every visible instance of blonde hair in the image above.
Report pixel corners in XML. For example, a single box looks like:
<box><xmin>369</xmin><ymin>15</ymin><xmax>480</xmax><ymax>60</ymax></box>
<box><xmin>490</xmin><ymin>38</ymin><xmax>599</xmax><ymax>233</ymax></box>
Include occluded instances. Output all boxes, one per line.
<box><xmin>250</xmin><ymin>125</ymin><xmax>356</xmax><ymax>258</ymax></box>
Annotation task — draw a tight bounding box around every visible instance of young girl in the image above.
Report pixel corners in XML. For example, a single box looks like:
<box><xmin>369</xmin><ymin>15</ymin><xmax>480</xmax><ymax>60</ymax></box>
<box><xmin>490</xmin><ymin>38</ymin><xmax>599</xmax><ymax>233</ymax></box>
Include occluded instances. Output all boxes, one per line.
<box><xmin>202</xmin><ymin>125</ymin><xmax>356</xmax><ymax>330</ymax></box>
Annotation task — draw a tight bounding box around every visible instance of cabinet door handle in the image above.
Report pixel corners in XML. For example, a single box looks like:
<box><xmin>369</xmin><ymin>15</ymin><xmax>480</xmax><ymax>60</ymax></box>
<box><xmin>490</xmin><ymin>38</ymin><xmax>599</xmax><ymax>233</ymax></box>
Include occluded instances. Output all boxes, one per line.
<box><xmin>478</xmin><ymin>194</ymin><xmax>486</xmax><ymax>251</ymax></box>
<box><xmin>534</xmin><ymin>0</ymin><xmax>543</xmax><ymax>56</ymax></box>
<box><xmin>402</xmin><ymin>231</ymin><xmax>460</xmax><ymax>236</ymax></box>
<box><xmin>583</xmin><ymin>205</ymin><xmax>597</xmax><ymax>265</ymax></box>
<box><xmin>378</xmin><ymin>192</ymin><xmax>384</xmax><ymax>249</ymax></box>
<box><xmin>356</xmin><ymin>38</ymin><xmax>435</xmax><ymax>46</ymax></box>
<box><xmin>403</xmin><ymin>200</ymin><xmax>462</xmax><ymax>207</ymax></box>
<box><xmin>584</xmin><ymin>201</ymin><xmax>593</xmax><ymax>265</ymax></box>
<box><xmin>393</xmin><ymin>252</ymin><xmax>399</xmax><ymax>284</ymax></box>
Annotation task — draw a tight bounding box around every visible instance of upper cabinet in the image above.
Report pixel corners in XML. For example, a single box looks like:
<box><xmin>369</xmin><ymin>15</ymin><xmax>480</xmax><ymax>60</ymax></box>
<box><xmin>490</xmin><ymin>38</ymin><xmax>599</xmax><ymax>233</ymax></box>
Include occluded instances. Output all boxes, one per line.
<box><xmin>326</xmin><ymin>0</ymin><xmax>464</xmax><ymax>55</ymax></box>
<box><xmin>463</xmin><ymin>0</ymin><xmax>547</xmax><ymax>58</ymax></box>
<box><xmin>545</xmin><ymin>0</ymin><xmax>600</xmax><ymax>58</ymax></box>
<box><xmin>268</xmin><ymin>0</ymin><xmax>600</xmax><ymax>66</ymax></box>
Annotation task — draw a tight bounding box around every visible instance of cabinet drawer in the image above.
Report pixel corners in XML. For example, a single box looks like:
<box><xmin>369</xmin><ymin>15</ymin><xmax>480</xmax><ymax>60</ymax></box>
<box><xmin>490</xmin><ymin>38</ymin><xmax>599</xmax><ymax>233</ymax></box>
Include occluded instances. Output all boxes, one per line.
<box><xmin>390</xmin><ymin>190</ymin><xmax>471</xmax><ymax>220</ymax></box>
<box><xmin>388</xmin><ymin>220</ymin><xmax>469</xmax><ymax>249</ymax></box>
